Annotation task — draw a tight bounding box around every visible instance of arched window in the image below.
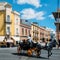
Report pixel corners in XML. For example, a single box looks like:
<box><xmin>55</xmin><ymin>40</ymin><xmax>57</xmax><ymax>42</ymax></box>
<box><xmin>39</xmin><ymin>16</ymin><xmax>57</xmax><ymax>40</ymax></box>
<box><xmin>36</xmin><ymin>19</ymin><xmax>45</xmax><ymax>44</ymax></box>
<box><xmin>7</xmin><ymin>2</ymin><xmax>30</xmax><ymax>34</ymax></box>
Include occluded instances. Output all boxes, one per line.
<box><xmin>7</xmin><ymin>27</ymin><xmax>10</xmax><ymax>34</ymax></box>
<box><xmin>16</xmin><ymin>19</ymin><xmax>18</xmax><ymax>24</ymax></box>
<box><xmin>25</xmin><ymin>29</ymin><xmax>27</xmax><ymax>35</ymax></box>
<box><xmin>16</xmin><ymin>28</ymin><xmax>18</xmax><ymax>35</ymax></box>
<box><xmin>22</xmin><ymin>28</ymin><xmax>24</xmax><ymax>35</ymax></box>
<box><xmin>7</xmin><ymin>15</ymin><xmax>10</xmax><ymax>22</ymax></box>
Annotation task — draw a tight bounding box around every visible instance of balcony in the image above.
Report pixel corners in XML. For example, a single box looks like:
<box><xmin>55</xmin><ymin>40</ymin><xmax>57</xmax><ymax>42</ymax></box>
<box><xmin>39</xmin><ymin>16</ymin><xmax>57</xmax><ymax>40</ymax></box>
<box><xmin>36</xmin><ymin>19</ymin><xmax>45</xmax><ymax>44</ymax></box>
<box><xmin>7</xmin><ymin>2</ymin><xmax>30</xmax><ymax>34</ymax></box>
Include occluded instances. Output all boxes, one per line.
<box><xmin>33</xmin><ymin>30</ymin><xmax>39</xmax><ymax>34</ymax></box>
<box><xmin>5</xmin><ymin>21</ymin><xmax>12</xmax><ymax>24</ymax></box>
<box><xmin>54</xmin><ymin>21</ymin><xmax>60</xmax><ymax>25</ymax></box>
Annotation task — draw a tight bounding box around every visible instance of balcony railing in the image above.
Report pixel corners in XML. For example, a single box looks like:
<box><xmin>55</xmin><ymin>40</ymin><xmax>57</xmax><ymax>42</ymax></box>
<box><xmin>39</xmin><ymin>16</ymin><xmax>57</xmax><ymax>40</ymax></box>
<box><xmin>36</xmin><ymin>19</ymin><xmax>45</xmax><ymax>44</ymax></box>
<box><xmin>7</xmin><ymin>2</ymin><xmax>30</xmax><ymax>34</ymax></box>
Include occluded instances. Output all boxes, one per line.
<box><xmin>54</xmin><ymin>21</ymin><xmax>60</xmax><ymax>25</ymax></box>
<box><xmin>5</xmin><ymin>21</ymin><xmax>12</xmax><ymax>24</ymax></box>
<box><xmin>33</xmin><ymin>30</ymin><xmax>39</xmax><ymax>34</ymax></box>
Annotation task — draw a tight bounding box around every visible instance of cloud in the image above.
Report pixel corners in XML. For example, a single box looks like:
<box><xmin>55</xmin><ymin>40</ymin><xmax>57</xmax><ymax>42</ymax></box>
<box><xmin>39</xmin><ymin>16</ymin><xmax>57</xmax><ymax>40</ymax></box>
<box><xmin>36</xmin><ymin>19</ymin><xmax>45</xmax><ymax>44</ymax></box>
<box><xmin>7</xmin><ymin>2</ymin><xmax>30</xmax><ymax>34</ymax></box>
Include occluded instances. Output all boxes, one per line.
<box><xmin>46</xmin><ymin>27</ymin><xmax>55</xmax><ymax>33</ymax></box>
<box><xmin>20</xmin><ymin>8</ymin><xmax>46</xmax><ymax>20</ymax></box>
<box><xmin>48</xmin><ymin>14</ymin><xmax>54</xmax><ymax>19</ymax></box>
<box><xmin>36</xmin><ymin>11</ymin><xmax>46</xmax><ymax>20</ymax></box>
<box><xmin>21</xmin><ymin>8</ymin><xmax>35</xmax><ymax>19</ymax></box>
<box><xmin>16</xmin><ymin>0</ymin><xmax>42</xmax><ymax>8</ymax></box>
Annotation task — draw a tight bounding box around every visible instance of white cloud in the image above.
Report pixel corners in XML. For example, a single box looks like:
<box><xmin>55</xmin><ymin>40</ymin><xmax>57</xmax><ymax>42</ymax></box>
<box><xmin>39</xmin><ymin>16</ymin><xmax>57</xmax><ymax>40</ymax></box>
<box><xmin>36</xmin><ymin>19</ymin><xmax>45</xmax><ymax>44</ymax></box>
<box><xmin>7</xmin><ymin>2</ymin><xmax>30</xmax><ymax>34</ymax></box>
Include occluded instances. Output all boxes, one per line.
<box><xmin>48</xmin><ymin>14</ymin><xmax>54</xmax><ymax>19</ymax></box>
<box><xmin>16</xmin><ymin>0</ymin><xmax>42</xmax><ymax>8</ymax></box>
<box><xmin>36</xmin><ymin>11</ymin><xmax>46</xmax><ymax>20</ymax></box>
<box><xmin>21</xmin><ymin>8</ymin><xmax>35</xmax><ymax>19</ymax></box>
<box><xmin>46</xmin><ymin>27</ymin><xmax>55</xmax><ymax>33</ymax></box>
<box><xmin>20</xmin><ymin>8</ymin><xmax>45</xmax><ymax>20</ymax></box>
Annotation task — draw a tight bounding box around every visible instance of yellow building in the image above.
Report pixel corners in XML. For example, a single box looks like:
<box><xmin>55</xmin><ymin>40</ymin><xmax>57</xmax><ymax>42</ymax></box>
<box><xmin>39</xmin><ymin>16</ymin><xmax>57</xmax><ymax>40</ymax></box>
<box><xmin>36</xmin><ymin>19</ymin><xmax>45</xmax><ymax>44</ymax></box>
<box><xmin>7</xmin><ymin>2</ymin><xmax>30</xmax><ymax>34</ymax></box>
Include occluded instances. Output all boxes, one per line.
<box><xmin>0</xmin><ymin>2</ymin><xmax>20</xmax><ymax>45</ymax></box>
<box><xmin>31</xmin><ymin>23</ymin><xmax>39</xmax><ymax>42</ymax></box>
<box><xmin>31</xmin><ymin>23</ymin><xmax>50</xmax><ymax>42</ymax></box>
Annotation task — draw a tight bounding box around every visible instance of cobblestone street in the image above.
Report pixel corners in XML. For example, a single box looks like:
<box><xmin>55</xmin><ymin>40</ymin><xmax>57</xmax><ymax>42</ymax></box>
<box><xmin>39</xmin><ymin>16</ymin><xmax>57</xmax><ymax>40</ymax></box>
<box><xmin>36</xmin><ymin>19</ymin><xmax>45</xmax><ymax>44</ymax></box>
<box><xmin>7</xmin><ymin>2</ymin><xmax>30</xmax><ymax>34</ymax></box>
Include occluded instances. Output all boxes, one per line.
<box><xmin>0</xmin><ymin>47</ymin><xmax>60</xmax><ymax>60</ymax></box>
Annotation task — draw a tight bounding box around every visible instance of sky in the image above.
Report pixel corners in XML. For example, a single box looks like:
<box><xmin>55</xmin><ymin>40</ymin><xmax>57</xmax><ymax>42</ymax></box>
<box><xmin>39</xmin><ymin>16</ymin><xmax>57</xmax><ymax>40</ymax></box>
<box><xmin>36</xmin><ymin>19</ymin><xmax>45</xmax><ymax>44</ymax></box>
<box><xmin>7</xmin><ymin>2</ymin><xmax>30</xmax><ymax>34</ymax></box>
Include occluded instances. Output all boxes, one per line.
<box><xmin>0</xmin><ymin>0</ymin><xmax>59</xmax><ymax>31</ymax></box>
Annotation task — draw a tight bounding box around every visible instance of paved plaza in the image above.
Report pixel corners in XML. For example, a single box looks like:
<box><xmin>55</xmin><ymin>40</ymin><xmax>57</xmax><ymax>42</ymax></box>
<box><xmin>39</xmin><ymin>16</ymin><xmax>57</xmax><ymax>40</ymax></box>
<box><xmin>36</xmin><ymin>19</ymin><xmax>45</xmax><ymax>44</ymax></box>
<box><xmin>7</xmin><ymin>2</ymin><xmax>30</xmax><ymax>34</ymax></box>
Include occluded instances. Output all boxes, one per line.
<box><xmin>0</xmin><ymin>47</ymin><xmax>60</xmax><ymax>60</ymax></box>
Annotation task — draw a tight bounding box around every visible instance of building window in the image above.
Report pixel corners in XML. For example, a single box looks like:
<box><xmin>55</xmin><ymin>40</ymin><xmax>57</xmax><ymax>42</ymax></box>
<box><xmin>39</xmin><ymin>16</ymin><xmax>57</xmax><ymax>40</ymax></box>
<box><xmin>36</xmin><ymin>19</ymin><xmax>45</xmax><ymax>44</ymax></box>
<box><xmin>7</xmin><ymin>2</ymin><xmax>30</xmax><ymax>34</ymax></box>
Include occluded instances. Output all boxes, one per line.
<box><xmin>16</xmin><ymin>28</ymin><xmax>18</xmax><ymax>35</ymax></box>
<box><xmin>29</xmin><ymin>30</ymin><xmax>30</xmax><ymax>35</ymax></box>
<box><xmin>7</xmin><ymin>27</ymin><xmax>10</xmax><ymax>34</ymax></box>
<box><xmin>22</xmin><ymin>28</ymin><xmax>24</xmax><ymax>35</ymax></box>
<box><xmin>25</xmin><ymin>29</ymin><xmax>27</xmax><ymax>35</ymax></box>
<box><xmin>56</xmin><ymin>18</ymin><xmax>60</xmax><ymax>22</ymax></box>
<box><xmin>16</xmin><ymin>19</ymin><xmax>18</xmax><ymax>24</ymax></box>
<box><xmin>7</xmin><ymin>15</ymin><xmax>10</xmax><ymax>22</ymax></box>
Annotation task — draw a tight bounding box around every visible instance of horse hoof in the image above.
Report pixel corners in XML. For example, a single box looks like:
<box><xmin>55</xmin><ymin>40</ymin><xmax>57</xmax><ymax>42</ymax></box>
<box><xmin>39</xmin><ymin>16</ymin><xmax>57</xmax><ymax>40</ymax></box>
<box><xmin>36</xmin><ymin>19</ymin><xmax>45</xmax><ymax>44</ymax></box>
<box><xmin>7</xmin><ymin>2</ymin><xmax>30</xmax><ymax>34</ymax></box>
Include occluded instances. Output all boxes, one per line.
<box><xmin>48</xmin><ymin>54</ymin><xmax>50</xmax><ymax>58</ymax></box>
<box><xmin>48</xmin><ymin>53</ymin><xmax>52</xmax><ymax>58</ymax></box>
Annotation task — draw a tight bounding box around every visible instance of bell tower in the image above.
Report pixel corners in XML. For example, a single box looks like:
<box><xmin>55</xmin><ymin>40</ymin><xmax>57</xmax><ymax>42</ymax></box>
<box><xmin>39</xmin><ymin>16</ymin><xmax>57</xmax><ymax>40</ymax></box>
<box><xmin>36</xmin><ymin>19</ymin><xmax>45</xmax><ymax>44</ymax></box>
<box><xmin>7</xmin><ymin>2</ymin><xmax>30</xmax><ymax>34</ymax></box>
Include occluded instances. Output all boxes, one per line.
<box><xmin>52</xmin><ymin>0</ymin><xmax>60</xmax><ymax>46</ymax></box>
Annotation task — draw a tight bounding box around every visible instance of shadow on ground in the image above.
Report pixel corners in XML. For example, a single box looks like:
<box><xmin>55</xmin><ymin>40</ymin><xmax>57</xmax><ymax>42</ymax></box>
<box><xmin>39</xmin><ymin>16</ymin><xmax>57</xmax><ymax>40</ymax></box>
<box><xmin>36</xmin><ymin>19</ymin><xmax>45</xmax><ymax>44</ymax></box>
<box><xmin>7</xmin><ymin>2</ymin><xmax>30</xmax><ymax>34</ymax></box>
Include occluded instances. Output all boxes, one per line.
<box><xmin>12</xmin><ymin>53</ymin><xmax>48</xmax><ymax>59</ymax></box>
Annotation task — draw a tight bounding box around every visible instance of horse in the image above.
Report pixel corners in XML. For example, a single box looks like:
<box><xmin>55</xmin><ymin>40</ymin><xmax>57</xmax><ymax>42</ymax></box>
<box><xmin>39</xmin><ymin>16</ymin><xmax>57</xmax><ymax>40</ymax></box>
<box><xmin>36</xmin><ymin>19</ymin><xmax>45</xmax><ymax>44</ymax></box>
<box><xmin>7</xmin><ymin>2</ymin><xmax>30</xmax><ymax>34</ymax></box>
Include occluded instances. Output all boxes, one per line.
<box><xmin>17</xmin><ymin>39</ymin><xmax>40</xmax><ymax>56</ymax></box>
<box><xmin>36</xmin><ymin>39</ymin><xmax>57</xmax><ymax>58</ymax></box>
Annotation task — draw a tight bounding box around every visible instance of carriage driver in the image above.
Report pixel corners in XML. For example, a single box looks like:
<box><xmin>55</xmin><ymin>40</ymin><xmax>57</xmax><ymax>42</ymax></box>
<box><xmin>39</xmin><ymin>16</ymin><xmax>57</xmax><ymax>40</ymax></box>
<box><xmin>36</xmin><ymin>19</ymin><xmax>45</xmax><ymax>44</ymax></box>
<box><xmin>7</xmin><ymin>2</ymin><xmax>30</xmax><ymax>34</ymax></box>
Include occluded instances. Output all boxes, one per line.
<box><xmin>27</xmin><ymin>34</ymin><xmax>37</xmax><ymax>43</ymax></box>
<box><xmin>27</xmin><ymin>34</ymin><xmax>34</xmax><ymax>48</ymax></box>
<box><xmin>27</xmin><ymin>34</ymin><xmax>32</xmax><ymax>43</ymax></box>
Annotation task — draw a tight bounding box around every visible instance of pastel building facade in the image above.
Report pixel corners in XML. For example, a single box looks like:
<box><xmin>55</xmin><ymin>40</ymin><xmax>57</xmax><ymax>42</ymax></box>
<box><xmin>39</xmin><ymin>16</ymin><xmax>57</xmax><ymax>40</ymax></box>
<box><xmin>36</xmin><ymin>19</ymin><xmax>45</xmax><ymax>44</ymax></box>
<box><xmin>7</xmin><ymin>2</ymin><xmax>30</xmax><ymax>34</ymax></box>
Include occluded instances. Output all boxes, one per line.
<box><xmin>31</xmin><ymin>23</ymin><xmax>50</xmax><ymax>42</ymax></box>
<box><xmin>0</xmin><ymin>2</ymin><xmax>20</xmax><ymax>44</ymax></box>
<box><xmin>20</xmin><ymin>19</ymin><xmax>31</xmax><ymax>40</ymax></box>
<box><xmin>0</xmin><ymin>2</ymin><xmax>51</xmax><ymax>45</ymax></box>
<box><xmin>31</xmin><ymin>23</ymin><xmax>40</xmax><ymax>42</ymax></box>
<box><xmin>39</xmin><ymin>27</ymin><xmax>50</xmax><ymax>40</ymax></box>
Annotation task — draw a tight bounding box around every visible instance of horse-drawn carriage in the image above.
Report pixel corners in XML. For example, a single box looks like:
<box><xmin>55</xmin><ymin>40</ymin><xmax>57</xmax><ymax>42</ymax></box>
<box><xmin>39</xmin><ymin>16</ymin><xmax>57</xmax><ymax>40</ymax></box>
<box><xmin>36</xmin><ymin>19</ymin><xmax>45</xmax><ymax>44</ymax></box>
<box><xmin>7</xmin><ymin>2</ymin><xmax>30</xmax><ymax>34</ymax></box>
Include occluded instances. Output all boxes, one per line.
<box><xmin>17</xmin><ymin>39</ymin><xmax>40</xmax><ymax>56</ymax></box>
<box><xmin>17</xmin><ymin>39</ymin><xmax>57</xmax><ymax>58</ymax></box>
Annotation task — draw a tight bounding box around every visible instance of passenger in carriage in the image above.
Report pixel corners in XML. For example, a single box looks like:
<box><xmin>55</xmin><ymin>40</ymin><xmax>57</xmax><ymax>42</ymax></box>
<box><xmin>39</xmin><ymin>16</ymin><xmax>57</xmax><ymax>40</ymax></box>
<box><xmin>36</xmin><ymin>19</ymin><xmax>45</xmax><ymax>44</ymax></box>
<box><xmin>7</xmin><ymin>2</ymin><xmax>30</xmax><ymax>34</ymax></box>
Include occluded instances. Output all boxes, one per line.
<box><xmin>27</xmin><ymin>34</ymin><xmax>38</xmax><ymax>48</ymax></box>
<box><xmin>27</xmin><ymin>34</ymin><xmax>33</xmax><ymax>48</ymax></box>
<box><xmin>27</xmin><ymin>34</ymin><xmax>32</xmax><ymax>43</ymax></box>
<box><xmin>39</xmin><ymin>38</ymin><xmax>47</xmax><ymax>49</ymax></box>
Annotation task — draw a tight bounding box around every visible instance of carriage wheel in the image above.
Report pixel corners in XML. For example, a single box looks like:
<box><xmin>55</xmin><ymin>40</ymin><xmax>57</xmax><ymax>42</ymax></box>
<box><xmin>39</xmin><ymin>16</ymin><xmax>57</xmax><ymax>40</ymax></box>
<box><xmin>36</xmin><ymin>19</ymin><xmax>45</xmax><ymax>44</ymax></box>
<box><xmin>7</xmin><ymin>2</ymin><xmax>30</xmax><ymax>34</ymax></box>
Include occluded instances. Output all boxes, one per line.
<box><xmin>36</xmin><ymin>49</ymin><xmax>41</xmax><ymax>57</ymax></box>
<box><xmin>17</xmin><ymin>46</ymin><xmax>21</xmax><ymax>54</ymax></box>
<box><xmin>27</xmin><ymin>49</ymin><xmax>32</xmax><ymax>56</ymax></box>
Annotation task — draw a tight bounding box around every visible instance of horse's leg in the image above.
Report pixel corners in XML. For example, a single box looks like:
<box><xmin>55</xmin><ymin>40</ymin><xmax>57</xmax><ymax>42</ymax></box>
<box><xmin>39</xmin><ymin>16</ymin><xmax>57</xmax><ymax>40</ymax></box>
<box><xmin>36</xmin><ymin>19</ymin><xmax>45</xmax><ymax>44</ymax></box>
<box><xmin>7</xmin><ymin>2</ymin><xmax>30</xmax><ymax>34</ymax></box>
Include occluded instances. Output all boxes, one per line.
<box><xmin>47</xmin><ymin>46</ymin><xmax>50</xmax><ymax>58</ymax></box>
<box><xmin>17</xmin><ymin>46</ymin><xmax>21</xmax><ymax>54</ymax></box>
<box><xmin>36</xmin><ymin>49</ymin><xmax>41</xmax><ymax>57</ymax></box>
<box><xmin>48</xmin><ymin>49</ymin><xmax>52</xmax><ymax>58</ymax></box>
<box><xmin>49</xmin><ymin>50</ymin><xmax>52</xmax><ymax>56</ymax></box>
